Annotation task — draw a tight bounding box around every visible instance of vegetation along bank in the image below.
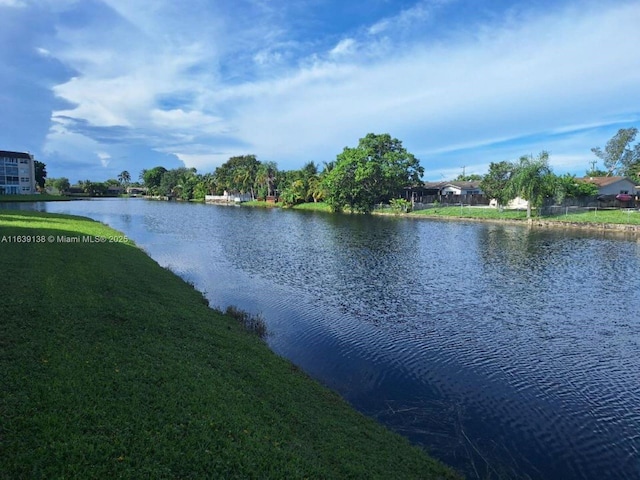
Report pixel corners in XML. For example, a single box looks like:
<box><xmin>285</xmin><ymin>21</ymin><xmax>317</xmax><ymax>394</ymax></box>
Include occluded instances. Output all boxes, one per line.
<box><xmin>0</xmin><ymin>210</ymin><xmax>460</xmax><ymax>479</ymax></box>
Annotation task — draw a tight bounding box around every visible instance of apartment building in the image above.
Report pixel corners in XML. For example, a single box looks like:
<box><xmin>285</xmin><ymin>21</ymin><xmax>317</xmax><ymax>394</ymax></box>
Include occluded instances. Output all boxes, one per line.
<box><xmin>0</xmin><ymin>150</ymin><xmax>37</xmax><ymax>195</ymax></box>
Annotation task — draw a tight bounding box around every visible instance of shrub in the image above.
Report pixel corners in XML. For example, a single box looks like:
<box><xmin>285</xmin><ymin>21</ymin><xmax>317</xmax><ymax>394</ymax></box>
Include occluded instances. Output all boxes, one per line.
<box><xmin>224</xmin><ymin>305</ymin><xmax>268</xmax><ymax>339</ymax></box>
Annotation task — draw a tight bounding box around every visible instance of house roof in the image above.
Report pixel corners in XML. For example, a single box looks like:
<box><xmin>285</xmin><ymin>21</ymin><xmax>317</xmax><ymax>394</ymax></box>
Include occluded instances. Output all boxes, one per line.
<box><xmin>445</xmin><ymin>181</ymin><xmax>482</xmax><ymax>190</ymax></box>
<box><xmin>578</xmin><ymin>176</ymin><xmax>634</xmax><ymax>187</ymax></box>
<box><xmin>417</xmin><ymin>181</ymin><xmax>483</xmax><ymax>190</ymax></box>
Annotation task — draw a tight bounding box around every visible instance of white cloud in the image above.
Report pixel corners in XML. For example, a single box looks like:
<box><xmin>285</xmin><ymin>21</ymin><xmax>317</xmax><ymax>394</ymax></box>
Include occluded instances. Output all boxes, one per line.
<box><xmin>0</xmin><ymin>0</ymin><xmax>26</xmax><ymax>7</ymax></box>
<box><xmin>97</xmin><ymin>151</ymin><xmax>111</xmax><ymax>167</ymax></box>
<box><xmin>35</xmin><ymin>0</ymin><xmax>640</xmax><ymax>179</ymax></box>
<box><xmin>213</xmin><ymin>2</ymin><xmax>640</xmax><ymax>172</ymax></box>
<box><xmin>150</xmin><ymin>109</ymin><xmax>225</xmax><ymax>133</ymax></box>
<box><xmin>368</xmin><ymin>0</ymin><xmax>447</xmax><ymax>36</ymax></box>
<box><xmin>330</xmin><ymin>38</ymin><xmax>357</xmax><ymax>57</ymax></box>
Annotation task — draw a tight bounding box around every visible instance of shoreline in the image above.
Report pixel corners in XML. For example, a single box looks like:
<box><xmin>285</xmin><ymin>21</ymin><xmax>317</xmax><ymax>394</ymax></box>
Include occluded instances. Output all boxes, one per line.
<box><xmin>266</xmin><ymin>200</ymin><xmax>640</xmax><ymax>236</ymax></box>
<box><xmin>0</xmin><ymin>210</ymin><xmax>460</xmax><ymax>479</ymax></box>
<box><xmin>389</xmin><ymin>210</ymin><xmax>640</xmax><ymax>234</ymax></box>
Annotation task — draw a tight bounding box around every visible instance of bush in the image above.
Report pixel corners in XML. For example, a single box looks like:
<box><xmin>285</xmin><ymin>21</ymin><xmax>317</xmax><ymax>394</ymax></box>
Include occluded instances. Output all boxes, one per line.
<box><xmin>389</xmin><ymin>198</ymin><xmax>412</xmax><ymax>213</ymax></box>
<box><xmin>223</xmin><ymin>305</ymin><xmax>268</xmax><ymax>339</ymax></box>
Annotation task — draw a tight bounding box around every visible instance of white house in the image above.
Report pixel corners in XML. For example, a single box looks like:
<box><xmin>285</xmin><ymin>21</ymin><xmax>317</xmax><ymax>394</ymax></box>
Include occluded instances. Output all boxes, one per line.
<box><xmin>489</xmin><ymin>196</ymin><xmax>530</xmax><ymax>209</ymax></box>
<box><xmin>205</xmin><ymin>191</ymin><xmax>253</xmax><ymax>204</ymax></box>
<box><xmin>440</xmin><ymin>181</ymin><xmax>483</xmax><ymax>195</ymax></box>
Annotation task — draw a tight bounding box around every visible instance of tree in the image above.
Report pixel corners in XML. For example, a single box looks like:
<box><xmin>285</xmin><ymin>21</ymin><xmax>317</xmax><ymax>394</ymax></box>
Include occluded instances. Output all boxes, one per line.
<box><xmin>118</xmin><ymin>170</ymin><xmax>131</xmax><ymax>189</ymax></box>
<box><xmin>34</xmin><ymin>161</ymin><xmax>47</xmax><ymax>190</ymax></box>
<box><xmin>480</xmin><ymin>161</ymin><xmax>515</xmax><ymax>209</ymax></box>
<box><xmin>214</xmin><ymin>155</ymin><xmax>260</xmax><ymax>197</ymax></box>
<box><xmin>142</xmin><ymin>166</ymin><xmax>168</xmax><ymax>194</ymax></box>
<box><xmin>591</xmin><ymin>127</ymin><xmax>638</xmax><ymax>176</ymax></box>
<box><xmin>508</xmin><ymin>151</ymin><xmax>554</xmax><ymax>219</ymax></box>
<box><xmin>158</xmin><ymin>167</ymin><xmax>197</xmax><ymax>198</ymax></box>
<box><xmin>455</xmin><ymin>173</ymin><xmax>482</xmax><ymax>181</ymax></box>
<box><xmin>554</xmin><ymin>174</ymin><xmax>599</xmax><ymax>204</ymax></box>
<box><xmin>322</xmin><ymin>133</ymin><xmax>423</xmax><ymax>213</ymax></box>
<box><xmin>585</xmin><ymin>167</ymin><xmax>609</xmax><ymax>177</ymax></box>
<box><xmin>45</xmin><ymin>177</ymin><xmax>70</xmax><ymax>194</ymax></box>
<box><xmin>254</xmin><ymin>161</ymin><xmax>278</xmax><ymax>198</ymax></box>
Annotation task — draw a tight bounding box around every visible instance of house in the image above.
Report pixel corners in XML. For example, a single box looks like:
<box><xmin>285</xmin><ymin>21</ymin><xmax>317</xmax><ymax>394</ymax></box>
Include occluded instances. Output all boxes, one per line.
<box><xmin>404</xmin><ymin>181</ymin><xmax>487</xmax><ymax>206</ymax></box>
<box><xmin>0</xmin><ymin>150</ymin><xmax>37</xmax><ymax>195</ymax></box>
<box><xmin>440</xmin><ymin>181</ymin><xmax>483</xmax><ymax>196</ymax></box>
<box><xmin>126</xmin><ymin>186</ymin><xmax>148</xmax><ymax>195</ymax></box>
<box><xmin>205</xmin><ymin>191</ymin><xmax>253</xmax><ymax>204</ymax></box>
<box><xmin>106</xmin><ymin>185</ymin><xmax>124</xmax><ymax>195</ymax></box>
<box><xmin>490</xmin><ymin>196</ymin><xmax>529</xmax><ymax>209</ymax></box>
<box><xmin>577</xmin><ymin>176</ymin><xmax>638</xmax><ymax>196</ymax></box>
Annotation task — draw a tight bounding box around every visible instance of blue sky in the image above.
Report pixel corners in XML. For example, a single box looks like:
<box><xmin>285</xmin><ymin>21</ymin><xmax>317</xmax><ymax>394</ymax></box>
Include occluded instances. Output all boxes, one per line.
<box><xmin>1</xmin><ymin>0</ymin><xmax>639</xmax><ymax>182</ymax></box>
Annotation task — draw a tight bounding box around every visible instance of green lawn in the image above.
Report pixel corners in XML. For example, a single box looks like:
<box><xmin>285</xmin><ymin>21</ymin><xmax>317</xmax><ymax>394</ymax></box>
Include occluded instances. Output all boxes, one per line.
<box><xmin>409</xmin><ymin>205</ymin><xmax>640</xmax><ymax>225</ymax></box>
<box><xmin>291</xmin><ymin>202</ymin><xmax>332</xmax><ymax>212</ymax></box>
<box><xmin>0</xmin><ymin>210</ymin><xmax>460</xmax><ymax>479</ymax></box>
<box><xmin>410</xmin><ymin>206</ymin><xmax>529</xmax><ymax>221</ymax></box>
<box><xmin>545</xmin><ymin>208</ymin><xmax>640</xmax><ymax>225</ymax></box>
<box><xmin>242</xmin><ymin>201</ymin><xmax>332</xmax><ymax>212</ymax></box>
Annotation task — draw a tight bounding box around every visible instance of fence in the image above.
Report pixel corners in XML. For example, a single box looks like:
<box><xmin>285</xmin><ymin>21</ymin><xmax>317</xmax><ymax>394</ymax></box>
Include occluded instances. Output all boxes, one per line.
<box><xmin>408</xmin><ymin>194</ymin><xmax>489</xmax><ymax>208</ymax></box>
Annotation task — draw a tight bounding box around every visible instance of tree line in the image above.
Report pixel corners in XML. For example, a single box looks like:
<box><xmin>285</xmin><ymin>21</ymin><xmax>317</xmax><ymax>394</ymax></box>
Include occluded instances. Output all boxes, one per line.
<box><xmin>40</xmin><ymin>128</ymin><xmax>639</xmax><ymax>216</ymax></box>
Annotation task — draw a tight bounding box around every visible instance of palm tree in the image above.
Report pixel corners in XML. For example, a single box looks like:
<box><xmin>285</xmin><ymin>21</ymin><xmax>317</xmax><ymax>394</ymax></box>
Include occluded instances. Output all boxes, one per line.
<box><xmin>508</xmin><ymin>151</ymin><xmax>554</xmax><ymax>219</ymax></box>
<box><xmin>118</xmin><ymin>170</ymin><xmax>131</xmax><ymax>190</ymax></box>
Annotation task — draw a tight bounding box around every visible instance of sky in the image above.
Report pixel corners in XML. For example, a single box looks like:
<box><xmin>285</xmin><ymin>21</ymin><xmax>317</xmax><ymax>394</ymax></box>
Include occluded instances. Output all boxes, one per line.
<box><xmin>1</xmin><ymin>0</ymin><xmax>640</xmax><ymax>183</ymax></box>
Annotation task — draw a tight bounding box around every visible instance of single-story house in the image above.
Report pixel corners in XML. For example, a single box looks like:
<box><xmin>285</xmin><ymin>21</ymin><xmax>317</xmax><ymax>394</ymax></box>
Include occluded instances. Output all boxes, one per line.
<box><xmin>577</xmin><ymin>176</ymin><xmax>638</xmax><ymax>195</ymax></box>
<box><xmin>489</xmin><ymin>196</ymin><xmax>529</xmax><ymax>209</ymax></box>
<box><xmin>107</xmin><ymin>185</ymin><xmax>124</xmax><ymax>195</ymax></box>
<box><xmin>126</xmin><ymin>186</ymin><xmax>148</xmax><ymax>195</ymax></box>
<box><xmin>404</xmin><ymin>181</ymin><xmax>486</xmax><ymax>205</ymax></box>
<box><xmin>440</xmin><ymin>181</ymin><xmax>483</xmax><ymax>195</ymax></box>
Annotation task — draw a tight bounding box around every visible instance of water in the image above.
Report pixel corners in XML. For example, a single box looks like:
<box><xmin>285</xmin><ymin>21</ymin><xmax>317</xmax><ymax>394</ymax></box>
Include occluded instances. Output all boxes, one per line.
<box><xmin>8</xmin><ymin>198</ymin><xmax>640</xmax><ymax>479</ymax></box>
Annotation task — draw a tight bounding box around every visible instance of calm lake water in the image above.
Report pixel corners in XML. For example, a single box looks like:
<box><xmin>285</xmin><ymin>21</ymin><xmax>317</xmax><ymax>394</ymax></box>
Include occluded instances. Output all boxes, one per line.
<box><xmin>10</xmin><ymin>198</ymin><xmax>640</xmax><ymax>479</ymax></box>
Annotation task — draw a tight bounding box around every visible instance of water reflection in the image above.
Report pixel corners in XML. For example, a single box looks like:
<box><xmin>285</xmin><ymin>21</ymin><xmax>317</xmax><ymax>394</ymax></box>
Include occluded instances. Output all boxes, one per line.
<box><xmin>8</xmin><ymin>199</ymin><xmax>640</xmax><ymax>480</ymax></box>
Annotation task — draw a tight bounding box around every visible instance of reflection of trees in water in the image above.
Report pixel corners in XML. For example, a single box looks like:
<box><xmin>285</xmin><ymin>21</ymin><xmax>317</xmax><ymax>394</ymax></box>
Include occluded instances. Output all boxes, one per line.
<box><xmin>478</xmin><ymin>224</ymin><xmax>638</xmax><ymax>285</ymax></box>
<box><xmin>321</xmin><ymin>214</ymin><xmax>424</xmax><ymax>325</ymax></box>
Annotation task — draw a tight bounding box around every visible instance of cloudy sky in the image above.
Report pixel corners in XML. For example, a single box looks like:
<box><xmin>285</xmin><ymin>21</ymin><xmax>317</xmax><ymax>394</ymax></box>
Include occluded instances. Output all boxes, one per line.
<box><xmin>1</xmin><ymin>0</ymin><xmax>639</xmax><ymax>182</ymax></box>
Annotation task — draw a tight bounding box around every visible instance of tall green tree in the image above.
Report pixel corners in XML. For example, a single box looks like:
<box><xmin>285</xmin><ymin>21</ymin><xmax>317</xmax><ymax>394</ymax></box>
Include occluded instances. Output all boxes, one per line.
<box><xmin>34</xmin><ymin>161</ymin><xmax>47</xmax><ymax>189</ymax></box>
<box><xmin>455</xmin><ymin>173</ymin><xmax>482</xmax><ymax>181</ymax></box>
<box><xmin>322</xmin><ymin>133</ymin><xmax>423</xmax><ymax>213</ymax></box>
<box><xmin>480</xmin><ymin>161</ymin><xmax>515</xmax><ymax>209</ymax></box>
<box><xmin>142</xmin><ymin>166</ymin><xmax>168</xmax><ymax>193</ymax></box>
<box><xmin>508</xmin><ymin>151</ymin><xmax>554</xmax><ymax>219</ymax></box>
<box><xmin>591</xmin><ymin>127</ymin><xmax>638</xmax><ymax>176</ymax></box>
<box><xmin>553</xmin><ymin>174</ymin><xmax>599</xmax><ymax>204</ymax></box>
<box><xmin>45</xmin><ymin>177</ymin><xmax>70</xmax><ymax>194</ymax></box>
<box><xmin>254</xmin><ymin>161</ymin><xmax>278</xmax><ymax>198</ymax></box>
<box><xmin>118</xmin><ymin>170</ymin><xmax>131</xmax><ymax>188</ymax></box>
<box><xmin>214</xmin><ymin>155</ymin><xmax>260</xmax><ymax>196</ymax></box>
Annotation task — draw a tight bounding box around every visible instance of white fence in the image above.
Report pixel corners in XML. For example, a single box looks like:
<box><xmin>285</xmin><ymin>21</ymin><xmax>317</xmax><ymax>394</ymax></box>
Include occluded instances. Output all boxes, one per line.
<box><xmin>205</xmin><ymin>192</ymin><xmax>253</xmax><ymax>203</ymax></box>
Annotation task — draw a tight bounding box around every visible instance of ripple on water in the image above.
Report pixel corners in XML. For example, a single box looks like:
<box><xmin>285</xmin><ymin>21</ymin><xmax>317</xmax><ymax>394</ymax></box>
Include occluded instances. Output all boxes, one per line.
<box><xmin>28</xmin><ymin>201</ymin><xmax>640</xmax><ymax>480</ymax></box>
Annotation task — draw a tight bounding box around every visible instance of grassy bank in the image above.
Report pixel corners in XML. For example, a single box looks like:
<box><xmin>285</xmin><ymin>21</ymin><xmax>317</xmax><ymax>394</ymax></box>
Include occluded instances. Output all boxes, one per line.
<box><xmin>239</xmin><ymin>200</ymin><xmax>640</xmax><ymax>231</ymax></box>
<box><xmin>0</xmin><ymin>210</ymin><xmax>459</xmax><ymax>479</ymax></box>
<box><xmin>410</xmin><ymin>206</ymin><xmax>528</xmax><ymax>221</ymax></box>
<box><xmin>242</xmin><ymin>200</ymin><xmax>332</xmax><ymax>212</ymax></box>
<box><xmin>409</xmin><ymin>205</ymin><xmax>640</xmax><ymax>225</ymax></box>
